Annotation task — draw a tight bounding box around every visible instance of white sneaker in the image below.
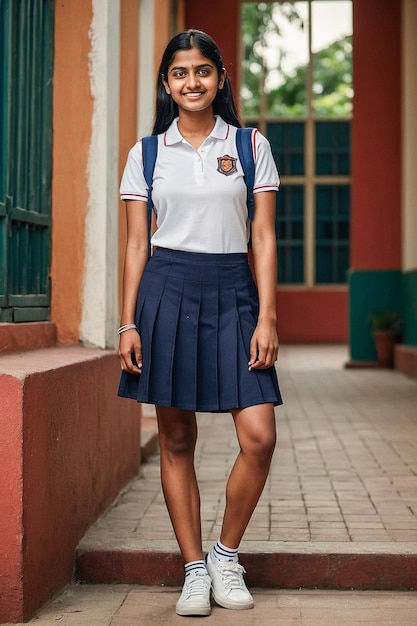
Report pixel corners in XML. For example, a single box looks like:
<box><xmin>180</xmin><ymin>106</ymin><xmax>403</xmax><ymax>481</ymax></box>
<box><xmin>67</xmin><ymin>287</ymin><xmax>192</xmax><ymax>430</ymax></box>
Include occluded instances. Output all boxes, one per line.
<box><xmin>176</xmin><ymin>573</ymin><xmax>212</xmax><ymax>616</ymax></box>
<box><xmin>206</xmin><ymin>552</ymin><xmax>254</xmax><ymax>610</ymax></box>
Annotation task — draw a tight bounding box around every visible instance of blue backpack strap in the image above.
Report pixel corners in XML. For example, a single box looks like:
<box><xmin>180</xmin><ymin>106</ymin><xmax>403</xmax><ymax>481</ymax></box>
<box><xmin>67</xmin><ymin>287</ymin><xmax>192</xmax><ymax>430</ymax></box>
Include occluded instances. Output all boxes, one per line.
<box><xmin>236</xmin><ymin>127</ymin><xmax>255</xmax><ymax>221</ymax></box>
<box><xmin>141</xmin><ymin>135</ymin><xmax>158</xmax><ymax>256</ymax></box>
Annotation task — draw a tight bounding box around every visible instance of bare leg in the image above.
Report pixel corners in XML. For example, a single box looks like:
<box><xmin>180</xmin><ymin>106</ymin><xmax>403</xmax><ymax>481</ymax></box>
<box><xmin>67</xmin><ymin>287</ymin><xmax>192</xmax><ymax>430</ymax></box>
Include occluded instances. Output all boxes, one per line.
<box><xmin>156</xmin><ymin>406</ymin><xmax>203</xmax><ymax>564</ymax></box>
<box><xmin>220</xmin><ymin>403</ymin><xmax>276</xmax><ymax>549</ymax></box>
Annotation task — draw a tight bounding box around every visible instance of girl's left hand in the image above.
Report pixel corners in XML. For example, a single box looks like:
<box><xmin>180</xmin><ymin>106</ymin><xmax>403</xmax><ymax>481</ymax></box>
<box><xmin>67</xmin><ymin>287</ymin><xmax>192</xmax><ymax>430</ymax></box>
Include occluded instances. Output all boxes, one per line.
<box><xmin>248</xmin><ymin>320</ymin><xmax>279</xmax><ymax>370</ymax></box>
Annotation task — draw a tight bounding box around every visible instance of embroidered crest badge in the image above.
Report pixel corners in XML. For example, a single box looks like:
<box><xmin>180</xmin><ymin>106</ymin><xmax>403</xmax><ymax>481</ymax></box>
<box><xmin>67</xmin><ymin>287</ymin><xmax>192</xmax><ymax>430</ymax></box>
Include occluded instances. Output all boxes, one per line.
<box><xmin>217</xmin><ymin>154</ymin><xmax>238</xmax><ymax>176</ymax></box>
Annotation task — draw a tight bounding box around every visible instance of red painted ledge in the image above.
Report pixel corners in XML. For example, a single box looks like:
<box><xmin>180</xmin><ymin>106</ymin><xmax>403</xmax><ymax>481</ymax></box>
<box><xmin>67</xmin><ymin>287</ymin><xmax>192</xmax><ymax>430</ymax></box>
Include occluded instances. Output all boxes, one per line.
<box><xmin>0</xmin><ymin>322</ymin><xmax>57</xmax><ymax>353</ymax></box>
<box><xmin>0</xmin><ymin>346</ymin><xmax>141</xmax><ymax>623</ymax></box>
<box><xmin>395</xmin><ymin>345</ymin><xmax>417</xmax><ymax>379</ymax></box>
<box><xmin>75</xmin><ymin>547</ymin><xmax>417</xmax><ymax>591</ymax></box>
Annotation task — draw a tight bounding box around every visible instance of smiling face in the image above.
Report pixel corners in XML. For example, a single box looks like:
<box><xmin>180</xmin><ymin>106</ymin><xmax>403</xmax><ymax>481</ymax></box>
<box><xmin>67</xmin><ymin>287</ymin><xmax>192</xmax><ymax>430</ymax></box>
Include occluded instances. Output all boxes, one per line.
<box><xmin>162</xmin><ymin>47</ymin><xmax>225</xmax><ymax>115</ymax></box>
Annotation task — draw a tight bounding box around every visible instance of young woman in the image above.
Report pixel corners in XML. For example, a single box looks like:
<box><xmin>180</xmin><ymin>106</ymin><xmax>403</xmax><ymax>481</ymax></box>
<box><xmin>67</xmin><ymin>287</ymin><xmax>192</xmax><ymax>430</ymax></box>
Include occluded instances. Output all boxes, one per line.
<box><xmin>118</xmin><ymin>29</ymin><xmax>282</xmax><ymax>617</ymax></box>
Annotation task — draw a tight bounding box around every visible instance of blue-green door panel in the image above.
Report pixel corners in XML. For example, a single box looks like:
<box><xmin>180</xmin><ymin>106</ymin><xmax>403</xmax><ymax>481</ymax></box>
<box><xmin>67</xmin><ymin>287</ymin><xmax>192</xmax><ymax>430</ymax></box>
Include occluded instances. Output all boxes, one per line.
<box><xmin>0</xmin><ymin>0</ymin><xmax>54</xmax><ymax>322</ymax></box>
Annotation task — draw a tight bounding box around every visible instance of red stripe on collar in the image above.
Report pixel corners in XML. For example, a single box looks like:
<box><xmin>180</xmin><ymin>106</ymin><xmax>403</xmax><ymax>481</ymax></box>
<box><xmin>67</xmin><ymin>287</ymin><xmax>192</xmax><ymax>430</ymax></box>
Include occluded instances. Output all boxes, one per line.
<box><xmin>252</xmin><ymin>128</ymin><xmax>258</xmax><ymax>160</ymax></box>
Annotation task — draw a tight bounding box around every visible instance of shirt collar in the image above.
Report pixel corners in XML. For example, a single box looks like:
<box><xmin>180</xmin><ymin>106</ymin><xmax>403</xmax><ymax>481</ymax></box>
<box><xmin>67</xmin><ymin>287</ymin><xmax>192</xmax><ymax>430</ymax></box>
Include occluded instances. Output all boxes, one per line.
<box><xmin>164</xmin><ymin>115</ymin><xmax>230</xmax><ymax>146</ymax></box>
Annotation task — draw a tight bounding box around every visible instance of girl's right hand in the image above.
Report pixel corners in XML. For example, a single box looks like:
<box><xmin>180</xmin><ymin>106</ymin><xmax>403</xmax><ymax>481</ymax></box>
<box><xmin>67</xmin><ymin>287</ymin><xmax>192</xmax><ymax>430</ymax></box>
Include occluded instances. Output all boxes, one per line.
<box><xmin>118</xmin><ymin>329</ymin><xmax>142</xmax><ymax>374</ymax></box>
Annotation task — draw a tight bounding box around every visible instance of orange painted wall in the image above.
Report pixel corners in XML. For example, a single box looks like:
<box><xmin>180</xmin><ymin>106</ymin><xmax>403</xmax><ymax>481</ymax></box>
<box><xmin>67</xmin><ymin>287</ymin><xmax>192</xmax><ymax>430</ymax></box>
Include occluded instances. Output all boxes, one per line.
<box><xmin>118</xmin><ymin>0</ymin><xmax>140</xmax><ymax>312</ymax></box>
<box><xmin>351</xmin><ymin>0</ymin><xmax>402</xmax><ymax>269</ymax></box>
<box><xmin>51</xmin><ymin>1</ymin><xmax>93</xmax><ymax>343</ymax></box>
<box><xmin>152</xmin><ymin>0</ymin><xmax>187</xmax><ymax>74</ymax></box>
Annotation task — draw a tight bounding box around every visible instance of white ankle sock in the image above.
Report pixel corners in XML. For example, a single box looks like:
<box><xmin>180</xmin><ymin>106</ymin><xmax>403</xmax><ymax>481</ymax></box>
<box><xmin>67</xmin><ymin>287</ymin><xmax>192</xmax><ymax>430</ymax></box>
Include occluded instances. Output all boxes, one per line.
<box><xmin>184</xmin><ymin>560</ymin><xmax>208</xmax><ymax>578</ymax></box>
<box><xmin>210</xmin><ymin>539</ymin><xmax>238</xmax><ymax>563</ymax></box>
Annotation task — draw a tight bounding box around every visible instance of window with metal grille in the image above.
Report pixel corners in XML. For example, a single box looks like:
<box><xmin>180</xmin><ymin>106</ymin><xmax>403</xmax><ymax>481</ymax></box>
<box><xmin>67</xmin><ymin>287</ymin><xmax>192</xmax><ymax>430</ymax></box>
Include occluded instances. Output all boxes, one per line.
<box><xmin>315</xmin><ymin>184</ymin><xmax>350</xmax><ymax>283</ymax></box>
<box><xmin>276</xmin><ymin>185</ymin><xmax>305</xmax><ymax>284</ymax></box>
<box><xmin>241</xmin><ymin>1</ymin><xmax>352</xmax><ymax>286</ymax></box>
<box><xmin>0</xmin><ymin>0</ymin><xmax>54</xmax><ymax>322</ymax></box>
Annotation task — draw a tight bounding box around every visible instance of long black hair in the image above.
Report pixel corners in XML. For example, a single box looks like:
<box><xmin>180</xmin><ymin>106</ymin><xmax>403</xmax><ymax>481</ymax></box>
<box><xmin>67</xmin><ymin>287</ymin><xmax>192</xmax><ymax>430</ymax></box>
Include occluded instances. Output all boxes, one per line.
<box><xmin>152</xmin><ymin>29</ymin><xmax>241</xmax><ymax>135</ymax></box>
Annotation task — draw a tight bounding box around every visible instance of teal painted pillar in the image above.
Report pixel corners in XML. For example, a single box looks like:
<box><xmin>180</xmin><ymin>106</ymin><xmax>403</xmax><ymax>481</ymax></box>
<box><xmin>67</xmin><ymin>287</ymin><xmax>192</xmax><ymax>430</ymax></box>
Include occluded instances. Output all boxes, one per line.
<box><xmin>349</xmin><ymin>270</ymin><xmax>401</xmax><ymax>361</ymax></box>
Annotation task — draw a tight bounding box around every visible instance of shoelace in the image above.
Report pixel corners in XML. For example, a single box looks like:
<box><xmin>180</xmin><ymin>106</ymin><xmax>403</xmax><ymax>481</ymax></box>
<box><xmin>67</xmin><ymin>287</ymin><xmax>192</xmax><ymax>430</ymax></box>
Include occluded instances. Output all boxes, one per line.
<box><xmin>184</xmin><ymin>575</ymin><xmax>211</xmax><ymax>598</ymax></box>
<box><xmin>216</xmin><ymin>561</ymin><xmax>247</xmax><ymax>590</ymax></box>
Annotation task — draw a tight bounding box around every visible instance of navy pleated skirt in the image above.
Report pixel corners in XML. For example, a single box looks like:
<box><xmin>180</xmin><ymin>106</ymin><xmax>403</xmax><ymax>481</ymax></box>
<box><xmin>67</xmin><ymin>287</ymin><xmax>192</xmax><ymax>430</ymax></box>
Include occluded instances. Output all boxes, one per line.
<box><xmin>118</xmin><ymin>247</ymin><xmax>282</xmax><ymax>412</ymax></box>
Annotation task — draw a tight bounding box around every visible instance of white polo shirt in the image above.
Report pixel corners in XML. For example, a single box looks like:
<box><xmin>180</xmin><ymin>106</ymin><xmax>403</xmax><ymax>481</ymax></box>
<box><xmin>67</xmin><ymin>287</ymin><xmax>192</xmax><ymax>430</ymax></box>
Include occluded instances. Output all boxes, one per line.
<box><xmin>120</xmin><ymin>116</ymin><xmax>279</xmax><ymax>254</ymax></box>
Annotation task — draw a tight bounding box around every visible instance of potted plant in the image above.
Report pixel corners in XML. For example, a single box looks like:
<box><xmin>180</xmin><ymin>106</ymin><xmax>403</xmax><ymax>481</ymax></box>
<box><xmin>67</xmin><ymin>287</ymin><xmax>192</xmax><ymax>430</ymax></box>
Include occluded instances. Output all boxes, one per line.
<box><xmin>367</xmin><ymin>309</ymin><xmax>403</xmax><ymax>368</ymax></box>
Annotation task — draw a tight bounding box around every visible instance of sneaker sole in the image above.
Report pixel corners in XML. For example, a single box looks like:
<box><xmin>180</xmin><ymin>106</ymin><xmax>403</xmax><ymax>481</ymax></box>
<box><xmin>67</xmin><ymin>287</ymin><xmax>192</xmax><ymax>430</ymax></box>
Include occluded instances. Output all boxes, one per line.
<box><xmin>176</xmin><ymin>605</ymin><xmax>212</xmax><ymax>616</ymax></box>
<box><xmin>212</xmin><ymin>591</ymin><xmax>254</xmax><ymax>610</ymax></box>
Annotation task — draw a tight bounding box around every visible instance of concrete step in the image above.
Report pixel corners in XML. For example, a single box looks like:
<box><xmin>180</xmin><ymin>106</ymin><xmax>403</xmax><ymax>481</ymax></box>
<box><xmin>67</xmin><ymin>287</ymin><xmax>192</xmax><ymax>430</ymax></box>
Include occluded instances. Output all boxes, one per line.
<box><xmin>75</xmin><ymin>543</ymin><xmax>417</xmax><ymax>591</ymax></box>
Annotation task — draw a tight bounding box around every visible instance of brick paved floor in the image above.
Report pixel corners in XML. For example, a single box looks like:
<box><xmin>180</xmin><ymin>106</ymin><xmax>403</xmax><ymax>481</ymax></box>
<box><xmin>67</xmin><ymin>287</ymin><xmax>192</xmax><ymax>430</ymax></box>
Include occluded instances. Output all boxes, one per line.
<box><xmin>80</xmin><ymin>345</ymin><xmax>417</xmax><ymax>552</ymax></box>
<box><xmin>9</xmin><ymin>585</ymin><xmax>417</xmax><ymax>625</ymax></box>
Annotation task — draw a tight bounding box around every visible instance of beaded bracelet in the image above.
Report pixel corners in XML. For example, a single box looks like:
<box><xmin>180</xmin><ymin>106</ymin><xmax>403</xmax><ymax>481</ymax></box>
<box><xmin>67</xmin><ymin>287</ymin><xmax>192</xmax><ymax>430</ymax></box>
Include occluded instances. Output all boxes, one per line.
<box><xmin>118</xmin><ymin>324</ymin><xmax>137</xmax><ymax>334</ymax></box>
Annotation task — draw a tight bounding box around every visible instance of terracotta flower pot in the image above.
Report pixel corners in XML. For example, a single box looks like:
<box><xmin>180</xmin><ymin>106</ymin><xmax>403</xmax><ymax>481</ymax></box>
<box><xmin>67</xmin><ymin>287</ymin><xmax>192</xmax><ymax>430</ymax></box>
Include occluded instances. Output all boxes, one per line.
<box><xmin>373</xmin><ymin>330</ymin><xmax>396</xmax><ymax>368</ymax></box>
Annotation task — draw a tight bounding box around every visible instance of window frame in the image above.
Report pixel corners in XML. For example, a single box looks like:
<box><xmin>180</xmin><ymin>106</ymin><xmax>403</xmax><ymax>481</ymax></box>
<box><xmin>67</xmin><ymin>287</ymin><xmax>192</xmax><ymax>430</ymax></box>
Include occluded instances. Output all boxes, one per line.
<box><xmin>239</xmin><ymin>0</ymin><xmax>352</xmax><ymax>287</ymax></box>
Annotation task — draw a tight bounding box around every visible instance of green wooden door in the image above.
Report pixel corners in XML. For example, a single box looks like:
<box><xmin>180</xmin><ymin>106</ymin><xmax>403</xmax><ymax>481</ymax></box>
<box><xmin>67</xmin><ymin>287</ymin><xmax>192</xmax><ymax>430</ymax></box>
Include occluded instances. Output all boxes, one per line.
<box><xmin>0</xmin><ymin>0</ymin><xmax>54</xmax><ymax>322</ymax></box>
